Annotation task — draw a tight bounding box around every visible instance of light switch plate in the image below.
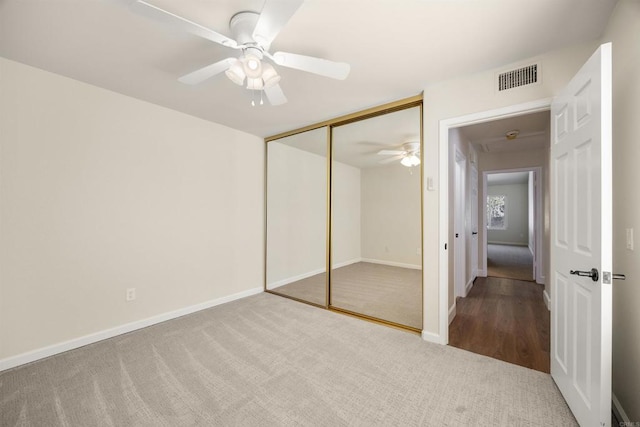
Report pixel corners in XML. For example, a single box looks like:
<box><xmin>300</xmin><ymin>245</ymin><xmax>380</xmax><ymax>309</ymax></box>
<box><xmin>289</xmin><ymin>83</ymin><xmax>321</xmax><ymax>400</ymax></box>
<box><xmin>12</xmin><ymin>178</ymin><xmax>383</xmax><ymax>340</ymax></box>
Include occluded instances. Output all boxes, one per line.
<box><xmin>626</xmin><ymin>228</ymin><xmax>634</xmax><ymax>251</ymax></box>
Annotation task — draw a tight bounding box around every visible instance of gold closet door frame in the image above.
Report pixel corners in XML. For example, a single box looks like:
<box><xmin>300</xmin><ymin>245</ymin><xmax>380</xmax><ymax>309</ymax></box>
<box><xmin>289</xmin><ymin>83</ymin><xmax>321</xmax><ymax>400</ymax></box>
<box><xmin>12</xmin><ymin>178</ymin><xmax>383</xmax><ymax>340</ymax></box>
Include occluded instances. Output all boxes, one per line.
<box><xmin>265</xmin><ymin>94</ymin><xmax>424</xmax><ymax>334</ymax></box>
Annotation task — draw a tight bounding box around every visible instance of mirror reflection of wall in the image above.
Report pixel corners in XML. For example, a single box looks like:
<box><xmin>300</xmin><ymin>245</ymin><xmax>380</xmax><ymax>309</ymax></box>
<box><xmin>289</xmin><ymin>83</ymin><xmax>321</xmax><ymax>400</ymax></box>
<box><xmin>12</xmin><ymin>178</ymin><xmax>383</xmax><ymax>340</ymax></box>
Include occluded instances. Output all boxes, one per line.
<box><xmin>266</xmin><ymin>127</ymin><xmax>327</xmax><ymax>307</ymax></box>
<box><xmin>331</xmin><ymin>106</ymin><xmax>422</xmax><ymax>329</ymax></box>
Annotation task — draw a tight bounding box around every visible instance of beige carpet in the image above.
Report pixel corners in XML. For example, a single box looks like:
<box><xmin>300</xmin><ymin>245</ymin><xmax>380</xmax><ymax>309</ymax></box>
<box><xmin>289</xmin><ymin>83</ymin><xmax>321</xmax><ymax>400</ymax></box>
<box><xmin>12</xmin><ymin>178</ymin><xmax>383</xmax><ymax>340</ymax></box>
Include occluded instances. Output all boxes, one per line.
<box><xmin>0</xmin><ymin>293</ymin><xmax>577</xmax><ymax>426</ymax></box>
<box><xmin>487</xmin><ymin>244</ymin><xmax>534</xmax><ymax>281</ymax></box>
<box><xmin>273</xmin><ymin>262</ymin><xmax>422</xmax><ymax>329</ymax></box>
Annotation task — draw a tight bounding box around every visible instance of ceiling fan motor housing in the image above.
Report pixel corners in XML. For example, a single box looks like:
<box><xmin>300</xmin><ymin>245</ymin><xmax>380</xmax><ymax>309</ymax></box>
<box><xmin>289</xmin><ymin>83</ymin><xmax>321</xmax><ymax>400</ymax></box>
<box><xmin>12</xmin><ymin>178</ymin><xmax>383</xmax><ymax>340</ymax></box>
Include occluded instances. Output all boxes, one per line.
<box><xmin>229</xmin><ymin>12</ymin><xmax>262</xmax><ymax>47</ymax></box>
<box><xmin>403</xmin><ymin>142</ymin><xmax>420</xmax><ymax>153</ymax></box>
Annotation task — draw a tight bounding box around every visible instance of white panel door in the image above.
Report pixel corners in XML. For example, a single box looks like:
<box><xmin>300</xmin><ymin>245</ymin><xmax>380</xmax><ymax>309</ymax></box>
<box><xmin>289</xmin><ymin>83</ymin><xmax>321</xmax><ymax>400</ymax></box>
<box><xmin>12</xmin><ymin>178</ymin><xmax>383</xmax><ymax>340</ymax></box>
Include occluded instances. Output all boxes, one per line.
<box><xmin>550</xmin><ymin>43</ymin><xmax>612</xmax><ymax>427</ymax></box>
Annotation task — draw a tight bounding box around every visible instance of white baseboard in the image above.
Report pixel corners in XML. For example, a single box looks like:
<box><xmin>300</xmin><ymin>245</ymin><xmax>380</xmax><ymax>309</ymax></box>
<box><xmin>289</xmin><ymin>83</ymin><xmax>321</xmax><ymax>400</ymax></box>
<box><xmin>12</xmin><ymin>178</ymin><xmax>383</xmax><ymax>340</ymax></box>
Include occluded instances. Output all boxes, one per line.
<box><xmin>543</xmin><ymin>289</ymin><xmax>551</xmax><ymax>311</ymax></box>
<box><xmin>421</xmin><ymin>329</ymin><xmax>446</xmax><ymax>345</ymax></box>
<box><xmin>487</xmin><ymin>241</ymin><xmax>528</xmax><ymax>246</ymax></box>
<box><xmin>267</xmin><ymin>267</ymin><xmax>326</xmax><ymax>289</ymax></box>
<box><xmin>478</xmin><ymin>268</ymin><xmax>487</xmax><ymax>277</ymax></box>
<box><xmin>0</xmin><ymin>286</ymin><xmax>263</xmax><ymax>372</ymax></box>
<box><xmin>360</xmin><ymin>258</ymin><xmax>421</xmax><ymax>270</ymax></box>
<box><xmin>333</xmin><ymin>258</ymin><xmax>362</xmax><ymax>269</ymax></box>
<box><xmin>448</xmin><ymin>304</ymin><xmax>456</xmax><ymax>325</ymax></box>
<box><xmin>612</xmin><ymin>392</ymin><xmax>630</xmax><ymax>423</ymax></box>
<box><xmin>536</xmin><ymin>275</ymin><xmax>546</xmax><ymax>285</ymax></box>
<box><xmin>267</xmin><ymin>258</ymin><xmax>362</xmax><ymax>289</ymax></box>
<box><xmin>465</xmin><ymin>277</ymin><xmax>475</xmax><ymax>296</ymax></box>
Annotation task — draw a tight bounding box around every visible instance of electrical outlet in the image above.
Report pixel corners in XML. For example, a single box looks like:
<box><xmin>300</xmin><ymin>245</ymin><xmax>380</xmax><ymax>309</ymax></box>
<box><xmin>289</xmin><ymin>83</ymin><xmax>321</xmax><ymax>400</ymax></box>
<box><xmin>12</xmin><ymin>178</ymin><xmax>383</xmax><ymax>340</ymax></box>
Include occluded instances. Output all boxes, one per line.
<box><xmin>126</xmin><ymin>288</ymin><xmax>136</xmax><ymax>301</ymax></box>
<box><xmin>626</xmin><ymin>228</ymin><xmax>634</xmax><ymax>251</ymax></box>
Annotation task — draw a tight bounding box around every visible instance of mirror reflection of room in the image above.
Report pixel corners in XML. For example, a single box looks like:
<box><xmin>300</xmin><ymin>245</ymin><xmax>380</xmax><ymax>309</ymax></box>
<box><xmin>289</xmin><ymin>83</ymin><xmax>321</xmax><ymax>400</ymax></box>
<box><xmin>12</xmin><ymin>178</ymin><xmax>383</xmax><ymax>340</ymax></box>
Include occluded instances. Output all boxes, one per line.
<box><xmin>331</xmin><ymin>106</ymin><xmax>422</xmax><ymax>329</ymax></box>
<box><xmin>266</xmin><ymin>127</ymin><xmax>327</xmax><ymax>307</ymax></box>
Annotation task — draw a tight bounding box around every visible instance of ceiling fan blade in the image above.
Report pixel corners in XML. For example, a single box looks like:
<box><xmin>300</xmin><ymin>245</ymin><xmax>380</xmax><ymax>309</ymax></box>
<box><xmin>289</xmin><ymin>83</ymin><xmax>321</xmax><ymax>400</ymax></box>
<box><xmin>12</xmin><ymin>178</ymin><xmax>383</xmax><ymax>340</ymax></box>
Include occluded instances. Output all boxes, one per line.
<box><xmin>379</xmin><ymin>155</ymin><xmax>404</xmax><ymax>164</ymax></box>
<box><xmin>178</xmin><ymin>58</ymin><xmax>236</xmax><ymax>85</ymax></box>
<box><xmin>357</xmin><ymin>141</ymin><xmax>392</xmax><ymax>147</ymax></box>
<box><xmin>272</xmin><ymin>52</ymin><xmax>350</xmax><ymax>80</ymax></box>
<box><xmin>264</xmin><ymin>83</ymin><xmax>288</xmax><ymax>106</ymax></box>
<box><xmin>131</xmin><ymin>0</ymin><xmax>238</xmax><ymax>48</ymax></box>
<box><xmin>377</xmin><ymin>150</ymin><xmax>405</xmax><ymax>155</ymax></box>
<box><xmin>252</xmin><ymin>0</ymin><xmax>304</xmax><ymax>47</ymax></box>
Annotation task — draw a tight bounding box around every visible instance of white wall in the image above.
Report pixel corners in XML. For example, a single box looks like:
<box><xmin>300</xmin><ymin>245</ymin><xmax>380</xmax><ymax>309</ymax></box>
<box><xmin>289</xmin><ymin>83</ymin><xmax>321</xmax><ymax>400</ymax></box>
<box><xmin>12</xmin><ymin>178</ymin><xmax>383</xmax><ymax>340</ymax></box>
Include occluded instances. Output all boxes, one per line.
<box><xmin>424</xmin><ymin>40</ymin><xmax>598</xmax><ymax>340</ymax></box>
<box><xmin>486</xmin><ymin>183</ymin><xmax>529</xmax><ymax>245</ymax></box>
<box><xmin>0</xmin><ymin>58</ymin><xmax>264</xmax><ymax>363</ymax></box>
<box><xmin>332</xmin><ymin>161</ymin><xmax>362</xmax><ymax>266</ymax></box>
<box><xmin>266</xmin><ymin>142</ymin><xmax>326</xmax><ymax>286</ymax></box>
<box><xmin>601</xmin><ymin>0</ymin><xmax>640</xmax><ymax>420</ymax></box>
<box><xmin>360</xmin><ymin>164</ymin><xmax>421</xmax><ymax>267</ymax></box>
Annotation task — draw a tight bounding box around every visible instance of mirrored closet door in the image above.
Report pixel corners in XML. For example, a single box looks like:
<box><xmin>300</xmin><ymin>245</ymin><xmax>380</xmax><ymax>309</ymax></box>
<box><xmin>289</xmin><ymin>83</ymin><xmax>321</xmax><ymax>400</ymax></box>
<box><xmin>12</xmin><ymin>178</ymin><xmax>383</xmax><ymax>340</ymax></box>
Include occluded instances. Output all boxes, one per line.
<box><xmin>265</xmin><ymin>96</ymin><xmax>423</xmax><ymax>331</ymax></box>
<box><xmin>265</xmin><ymin>127</ymin><xmax>328</xmax><ymax>307</ymax></box>
<box><xmin>330</xmin><ymin>106</ymin><xmax>423</xmax><ymax>329</ymax></box>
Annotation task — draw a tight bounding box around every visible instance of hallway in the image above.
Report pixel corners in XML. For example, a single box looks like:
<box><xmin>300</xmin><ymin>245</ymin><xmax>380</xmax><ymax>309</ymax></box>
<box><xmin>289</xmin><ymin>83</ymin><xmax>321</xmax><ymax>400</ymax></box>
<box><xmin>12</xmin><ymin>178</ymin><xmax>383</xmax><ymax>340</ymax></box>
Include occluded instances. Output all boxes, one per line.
<box><xmin>487</xmin><ymin>243</ymin><xmax>534</xmax><ymax>282</ymax></box>
<box><xmin>449</xmin><ymin>276</ymin><xmax>549</xmax><ymax>373</ymax></box>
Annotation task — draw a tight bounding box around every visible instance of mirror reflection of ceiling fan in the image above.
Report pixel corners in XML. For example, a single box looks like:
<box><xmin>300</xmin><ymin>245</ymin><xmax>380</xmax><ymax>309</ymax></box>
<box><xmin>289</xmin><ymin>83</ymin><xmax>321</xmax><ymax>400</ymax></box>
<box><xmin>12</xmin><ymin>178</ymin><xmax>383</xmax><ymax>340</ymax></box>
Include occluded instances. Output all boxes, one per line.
<box><xmin>377</xmin><ymin>142</ymin><xmax>421</xmax><ymax>167</ymax></box>
<box><xmin>130</xmin><ymin>0</ymin><xmax>351</xmax><ymax>106</ymax></box>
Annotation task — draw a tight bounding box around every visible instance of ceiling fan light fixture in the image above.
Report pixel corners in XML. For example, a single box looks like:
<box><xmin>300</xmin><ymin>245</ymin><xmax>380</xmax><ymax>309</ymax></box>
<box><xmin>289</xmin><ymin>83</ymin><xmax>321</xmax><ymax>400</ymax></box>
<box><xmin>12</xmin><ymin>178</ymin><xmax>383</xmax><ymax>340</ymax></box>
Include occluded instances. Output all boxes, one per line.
<box><xmin>401</xmin><ymin>154</ymin><xmax>420</xmax><ymax>167</ymax></box>
<box><xmin>261</xmin><ymin>62</ymin><xmax>281</xmax><ymax>88</ymax></box>
<box><xmin>246</xmin><ymin>77</ymin><xmax>264</xmax><ymax>90</ymax></box>
<box><xmin>225</xmin><ymin>59</ymin><xmax>246</xmax><ymax>86</ymax></box>
<box><xmin>242</xmin><ymin>53</ymin><xmax>263</xmax><ymax>79</ymax></box>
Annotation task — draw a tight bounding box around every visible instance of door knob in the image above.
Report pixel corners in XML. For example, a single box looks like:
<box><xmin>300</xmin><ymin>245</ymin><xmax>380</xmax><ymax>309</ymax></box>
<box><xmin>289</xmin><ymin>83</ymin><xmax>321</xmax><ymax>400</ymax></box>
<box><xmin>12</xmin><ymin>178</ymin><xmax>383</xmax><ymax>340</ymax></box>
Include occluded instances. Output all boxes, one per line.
<box><xmin>570</xmin><ymin>268</ymin><xmax>599</xmax><ymax>282</ymax></box>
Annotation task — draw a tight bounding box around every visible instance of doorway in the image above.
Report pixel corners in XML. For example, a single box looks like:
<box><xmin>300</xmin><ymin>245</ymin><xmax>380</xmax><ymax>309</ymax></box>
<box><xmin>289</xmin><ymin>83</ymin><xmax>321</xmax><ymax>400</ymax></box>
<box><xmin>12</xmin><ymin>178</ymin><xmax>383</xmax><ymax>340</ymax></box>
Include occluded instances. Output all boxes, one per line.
<box><xmin>444</xmin><ymin>105</ymin><xmax>551</xmax><ymax>373</ymax></box>
<box><xmin>483</xmin><ymin>168</ymin><xmax>542</xmax><ymax>283</ymax></box>
<box><xmin>439</xmin><ymin>44</ymin><xmax>613</xmax><ymax>424</ymax></box>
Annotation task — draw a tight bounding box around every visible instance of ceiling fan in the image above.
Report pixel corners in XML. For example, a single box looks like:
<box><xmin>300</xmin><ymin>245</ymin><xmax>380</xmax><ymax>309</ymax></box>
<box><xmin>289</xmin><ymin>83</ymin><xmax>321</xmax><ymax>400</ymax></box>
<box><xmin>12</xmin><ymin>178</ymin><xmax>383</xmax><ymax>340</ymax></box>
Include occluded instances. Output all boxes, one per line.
<box><xmin>377</xmin><ymin>142</ymin><xmax>421</xmax><ymax>167</ymax></box>
<box><xmin>130</xmin><ymin>0</ymin><xmax>351</xmax><ymax>106</ymax></box>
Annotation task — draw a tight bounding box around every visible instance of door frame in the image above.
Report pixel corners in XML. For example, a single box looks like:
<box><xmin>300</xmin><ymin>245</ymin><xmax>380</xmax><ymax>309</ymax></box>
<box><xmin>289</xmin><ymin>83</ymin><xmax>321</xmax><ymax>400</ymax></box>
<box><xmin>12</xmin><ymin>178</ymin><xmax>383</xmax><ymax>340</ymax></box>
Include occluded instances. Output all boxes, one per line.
<box><xmin>453</xmin><ymin>148</ymin><xmax>467</xmax><ymax>299</ymax></box>
<box><xmin>482</xmin><ymin>167</ymin><xmax>544</xmax><ymax>284</ymax></box>
<box><xmin>470</xmin><ymin>162</ymin><xmax>479</xmax><ymax>281</ymax></box>
<box><xmin>438</xmin><ymin>98</ymin><xmax>551</xmax><ymax>344</ymax></box>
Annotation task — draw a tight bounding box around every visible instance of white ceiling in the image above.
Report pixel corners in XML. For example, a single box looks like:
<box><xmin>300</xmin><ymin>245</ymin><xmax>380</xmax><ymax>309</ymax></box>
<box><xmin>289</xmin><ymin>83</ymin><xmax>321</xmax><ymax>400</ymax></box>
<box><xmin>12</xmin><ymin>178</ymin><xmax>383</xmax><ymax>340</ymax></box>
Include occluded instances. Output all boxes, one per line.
<box><xmin>459</xmin><ymin>110</ymin><xmax>550</xmax><ymax>153</ymax></box>
<box><xmin>0</xmin><ymin>0</ymin><xmax>617</xmax><ymax>138</ymax></box>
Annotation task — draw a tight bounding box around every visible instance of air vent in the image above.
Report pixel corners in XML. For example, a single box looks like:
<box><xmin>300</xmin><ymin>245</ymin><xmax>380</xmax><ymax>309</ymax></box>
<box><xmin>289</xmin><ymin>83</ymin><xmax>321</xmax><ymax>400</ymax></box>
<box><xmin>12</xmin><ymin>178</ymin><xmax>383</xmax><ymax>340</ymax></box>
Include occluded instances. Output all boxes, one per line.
<box><xmin>497</xmin><ymin>64</ymin><xmax>539</xmax><ymax>91</ymax></box>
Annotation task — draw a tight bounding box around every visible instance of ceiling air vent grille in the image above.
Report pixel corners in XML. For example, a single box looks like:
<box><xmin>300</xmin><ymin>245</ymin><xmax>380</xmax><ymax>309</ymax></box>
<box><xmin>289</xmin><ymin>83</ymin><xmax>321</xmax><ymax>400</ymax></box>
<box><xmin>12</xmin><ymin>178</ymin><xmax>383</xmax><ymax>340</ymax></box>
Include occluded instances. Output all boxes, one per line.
<box><xmin>498</xmin><ymin>64</ymin><xmax>538</xmax><ymax>91</ymax></box>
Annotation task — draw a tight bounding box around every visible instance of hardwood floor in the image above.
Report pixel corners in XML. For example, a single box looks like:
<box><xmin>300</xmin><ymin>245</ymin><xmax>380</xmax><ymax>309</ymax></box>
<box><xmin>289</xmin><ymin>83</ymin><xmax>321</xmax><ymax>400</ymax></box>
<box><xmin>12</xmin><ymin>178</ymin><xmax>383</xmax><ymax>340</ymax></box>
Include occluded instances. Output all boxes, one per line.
<box><xmin>487</xmin><ymin>243</ymin><xmax>534</xmax><ymax>282</ymax></box>
<box><xmin>449</xmin><ymin>276</ymin><xmax>550</xmax><ymax>373</ymax></box>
